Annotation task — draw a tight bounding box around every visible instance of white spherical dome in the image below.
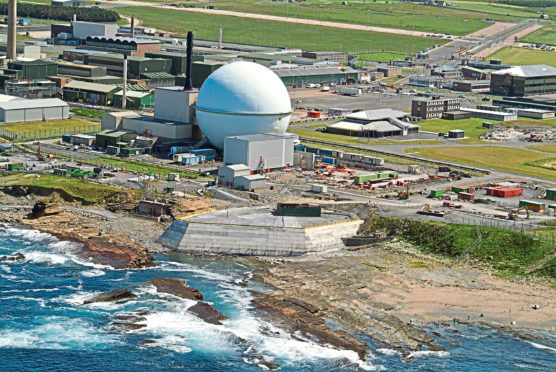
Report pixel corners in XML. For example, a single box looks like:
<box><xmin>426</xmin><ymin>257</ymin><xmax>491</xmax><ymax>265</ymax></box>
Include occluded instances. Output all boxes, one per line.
<box><xmin>196</xmin><ymin>61</ymin><xmax>292</xmax><ymax>149</ymax></box>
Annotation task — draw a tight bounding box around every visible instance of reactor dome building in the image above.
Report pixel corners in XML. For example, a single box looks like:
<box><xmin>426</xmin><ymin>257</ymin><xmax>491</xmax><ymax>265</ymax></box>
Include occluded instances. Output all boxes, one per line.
<box><xmin>195</xmin><ymin>61</ymin><xmax>292</xmax><ymax>149</ymax></box>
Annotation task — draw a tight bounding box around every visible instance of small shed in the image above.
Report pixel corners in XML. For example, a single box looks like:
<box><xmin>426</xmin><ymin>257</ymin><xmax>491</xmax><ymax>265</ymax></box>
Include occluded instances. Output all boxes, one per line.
<box><xmin>448</xmin><ymin>129</ymin><xmax>464</xmax><ymax>139</ymax></box>
<box><xmin>70</xmin><ymin>134</ymin><xmax>95</xmax><ymax>146</ymax></box>
<box><xmin>218</xmin><ymin>164</ymin><xmax>250</xmax><ymax>187</ymax></box>
<box><xmin>519</xmin><ymin>200</ymin><xmax>545</xmax><ymax>212</ymax></box>
<box><xmin>137</xmin><ymin>200</ymin><xmax>166</xmax><ymax>217</ymax></box>
<box><xmin>234</xmin><ymin>174</ymin><xmax>266</xmax><ymax>191</ymax></box>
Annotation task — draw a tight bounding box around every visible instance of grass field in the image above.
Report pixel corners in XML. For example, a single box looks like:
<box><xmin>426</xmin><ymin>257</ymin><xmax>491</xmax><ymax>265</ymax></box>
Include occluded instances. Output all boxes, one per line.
<box><xmin>288</xmin><ymin>128</ymin><xmax>441</xmax><ymax>146</ymax></box>
<box><xmin>406</xmin><ymin>146</ymin><xmax>556</xmax><ymax>180</ymax></box>
<box><xmin>0</xmin><ymin>173</ymin><xmax>138</xmax><ymax>203</ymax></box>
<box><xmin>488</xmin><ymin>47</ymin><xmax>556</xmax><ymax>67</ymax></box>
<box><xmin>502</xmin><ymin>118</ymin><xmax>556</xmax><ymax>127</ymax></box>
<box><xmin>0</xmin><ymin>119</ymin><xmax>100</xmax><ymax>141</ymax></box>
<box><xmin>521</xmin><ymin>23</ymin><xmax>556</xmax><ymax>46</ymax></box>
<box><xmin>529</xmin><ymin>145</ymin><xmax>556</xmax><ymax>154</ymax></box>
<box><xmin>121</xmin><ymin>1</ymin><xmax>498</xmax><ymax>35</ymax></box>
<box><xmin>357</xmin><ymin>52</ymin><xmax>408</xmax><ymax>63</ymax></box>
<box><xmin>117</xmin><ymin>6</ymin><xmax>446</xmax><ymax>53</ymax></box>
<box><xmin>70</xmin><ymin>108</ymin><xmax>106</xmax><ymax>119</ymax></box>
<box><xmin>80</xmin><ymin>157</ymin><xmax>199</xmax><ymax>179</ymax></box>
<box><xmin>417</xmin><ymin>118</ymin><xmax>490</xmax><ymax>138</ymax></box>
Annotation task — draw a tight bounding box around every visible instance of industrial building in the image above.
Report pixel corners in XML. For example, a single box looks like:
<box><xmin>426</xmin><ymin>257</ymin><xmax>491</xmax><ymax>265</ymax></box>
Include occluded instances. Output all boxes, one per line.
<box><xmin>57</xmin><ymin>62</ymin><xmax>107</xmax><ymax>79</ymax></box>
<box><xmin>223</xmin><ymin>133</ymin><xmax>295</xmax><ymax>171</ymax></box>
<box><xmin>158</xmin><ymin>206</ymin><xmax>363</xmax><ymax>256</ymax></box>
<box><xmin>62</xmin><ymin>80</ymin><xmax>119</xmax><ymax>106</ymax></box>
<box><xmin>490</xmin><ymin>65</ymin><xmax>556</xmax><ymax>96</ymax></box>
<box><xmin>411</xmin><ymin>97</ymin><xmax>461</xmax><ymax>120</ymax></box>
<box><xmin>83</xmin><ymin>36</ymin><xmax>162</xmax><ymax>57</ymax></box>
<box><xmin>461</xmin><ymin>66</ymin><xmax>492</xmax><ymax>80</ymax></box>
<box><xmin>326</xmin><ymin>109</ymin><xmax>418</xmax><ymax>138</ymax></box>
<box><xmin>113</xmin><ymin>90</ymin><xmax>154</xmax><ymax>109</ymax></box>
<box><xmin>218</xmin><ymin>164</ymin><xmax>251</xmax><ymax>187</ymax></box>
<box><xmin>442</xmin><ymin>110</ymin><xmax>472</xmax><ymax>120</ymax></box>
<box><xmin>95</xmin><ymin>129</ymin><xmax>136</xmax><ymax>149</ymax></box>
<box><xmin>460</xmin><ymin>108</ymin><xmax>518</xmax><ymax>121</ymax></box>
<box><xmin>301</xmin><ymin>51</ymin><xmax>349</xmax><ymax>63</ymax></box>
<box><xmin>447</xmin><ymin>129</ymin><xmax>464</xmax><ymax>139</ymax></box>
<box><xmin>409</xmin><ymin>76</ymin><xmax>440</xmax><ymax>87</ymax></box>
<box><xmin>52</xmin><ymin>0</ymin><xmax>85</xmax><ymax>6</ymax></box>
<box><xmin>452</xmin><ymin>80</ymin><xmax>491</xmax><ymax>93</ymax></box>
<box><xmin>271</xmin><ymin>65</ymin><xmax>358</xmax><ymax>87</ymax></box>
<box><xmin>492</xmin><ymin>96</ymin><xmax>556</xmax><ymax>112</ymax></box>
<box><xmin>516</xmin><ymin>109</ymin><xmax>555</xmax><ymax>120</ymax></box>
<box><xmin>0</xmin><ymin>98</ymin><xmax>69</xmax><ymax>123</ymax></box>
<box><xmin>72</xmin><ymin>21</ymin><xmax>118</xmax><ymax>40</ymax></box>
<box><xmin>70</xmin><ymin>134</ymin><xmax>95</xmax><ymax>146</ymax></box>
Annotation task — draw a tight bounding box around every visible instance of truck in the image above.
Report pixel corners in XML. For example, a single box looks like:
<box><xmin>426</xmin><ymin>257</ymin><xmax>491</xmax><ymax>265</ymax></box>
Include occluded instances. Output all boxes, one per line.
<box><xmin>339</xmin><ymin>87</ymin><xmax>362</xmax><ymax>96</ymax></box>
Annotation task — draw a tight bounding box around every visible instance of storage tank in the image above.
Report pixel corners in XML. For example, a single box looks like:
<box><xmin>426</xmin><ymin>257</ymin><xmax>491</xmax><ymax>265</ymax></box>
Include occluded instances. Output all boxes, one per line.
<box><xmin>195</xmin><ymin>61</ymin><xmax>292</xmax><ymax>149</ymax></box>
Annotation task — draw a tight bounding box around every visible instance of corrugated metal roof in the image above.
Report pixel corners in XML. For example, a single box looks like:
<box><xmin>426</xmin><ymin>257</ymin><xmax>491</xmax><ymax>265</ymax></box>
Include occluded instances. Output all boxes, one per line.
<box><xmin>114</xmin><ymin>90</ymin><xmax>152</xmax><ymax>98</ymax></box>
<box><xmin>64</xmin><ymin>80</ymin><xmax>119</xmax><ymax>93</ymax></box>
<box><xmin>347</xmin><ymin>109</ymin><xmax>407</xmax><ymax>121</ymax></box>
<box><xmin>86</xmin><ymin>36</ymin><xmax>161</xmax><ymax>45</ymax></box>
<box><xmin>271</xmin><ymin>66</ymin><xmax>356</xmax><ymax>77</ymax></box>
<box><xmin>0</xmin><ymin>98</ymin><xmax>67</xmax><ymax>110</ymax></box>
<box><xmin>493</xmin><ymin>65</ymin><xmax>556</xmax><ymax>77</ymax></box>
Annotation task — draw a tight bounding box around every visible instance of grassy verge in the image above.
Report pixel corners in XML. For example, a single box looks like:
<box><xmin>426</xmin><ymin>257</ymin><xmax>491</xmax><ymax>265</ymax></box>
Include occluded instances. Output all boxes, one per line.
<box><xmin>70</xmin><ymin>108</ymin><xmax>106</xmax><ymax>119</ymax></box>
<box><xmin>406</xmin><ymin>146</ymin><xmax>556</xmax><ymax>180</ymax></box>
<box><xmin>0</xmin><ymin>119</ymin><xmax>100</xmax><ymax>141</ymax></box>
<box><xmin>501</xmin><ymin>118</ymin><xmax>556</xmax><ymax>127</ymax></box>
<box><xmin>488</xmin><ymin>47</ymin><xmax>556</xmax><ymax>67</ymax></box>
<box><xmin>117</xmin><ymin>6</ymin><xmax>446</xmax><ymax>53</ymax></box>
<box><xmin>520</xmin><ymin>23</ymin><xmax>556</xmax><ymax>46</ymax></box>
<box><xmin>357</xmin><ymin>52</ymin><xmax>408</xmax><ymax>63</ymax></box>
<box><xmin>0</xmin><ymin>172</ymin><xmax>139</xmax><ymax>203</ymax></box>
<box><xmin>529</xmin><ymin>145</ymin><xmax>556</xmax><ymax>154</ymax></box>
<box><xmin>361</xmin><ymin>215</ymin><xmax>555</xmax><ymax>279</ymax></box>
<box><xmin>79</xmin><ymin>157</ymin><xmax>199</xmax><ymax>179</ymax></box>
<box><xmin>288</xmin><ymin>128</ymin><xmax>441</xmax><ymax>146</ymax></box>
<box><xmin>417</xmin><ymin>118</ymin><xmax>490</xmax><ymax>138</ymax></box>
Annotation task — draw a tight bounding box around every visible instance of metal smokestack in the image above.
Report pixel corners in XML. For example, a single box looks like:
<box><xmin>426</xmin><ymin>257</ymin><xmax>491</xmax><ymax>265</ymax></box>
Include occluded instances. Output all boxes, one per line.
<box><xmin>184</xmin><ymin>31</ymin><xmax>193</xmax><ymax>91</ymax></box>
<box><xmin>122</xmin><ymin>54</ymin><xmax>127</xmax><ymax>109</ymax></box>
<box><xmin>130</xmin><ymin>17</ymin><xmax>135</xmax><ymax>37</ymax></box>
<box><xmin>7</xmin><ymin>0</ymin><xmax>17</xmax><ymax>61</ymax></box>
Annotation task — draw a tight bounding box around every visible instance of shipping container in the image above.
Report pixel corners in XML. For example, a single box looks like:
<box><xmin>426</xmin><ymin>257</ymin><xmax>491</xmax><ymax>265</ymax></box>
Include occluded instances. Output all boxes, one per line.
<box><xmin>321</xmin><ymin>157</ymin><xmax>336</xmax><ymax>165</ymax></box>
<box><xmin>546</xmin><ymin>188</ymin><xmax>556</xmax><ymax>200</ymax></box>
<box><xmin>307</xmin><ymin>111</ymin><xmax>321</xmax><ymax>118</ymax></box>
<box><xmin>7</xmin><ymin>163</ymin><xmax>24</xmax><ymax>170</ymax></box>
<box><xmin>458</xmin><ymin>192</ymin><xmax>475</xmax><ymax>201</ymax></box>
<box><xmin>62</xmin><ymin>135</ymin><xmax>71</xmax><ymax>143</ymax></box>
<box><xmin>430</xmin><ymin>189</ymin><xmax>445</xmax><ymax>198</ymax></box>
<box><xmin>294</xmin><ymin>144</ymin><xmax>305</xmax><ymax>152</ymax></box>
<box><xmin>181</xmin><ymin>154</ymin><xmax>205</xmax><ymax>165</ymax></box>
<box><xmin>319</xmin><ymin>148</ymin><xmax>334</xmax><ymax>157</ymax></box>
<box><xmin>519</xmin><ymin>200</ymin><xmax>545</xmax><ymax>212</ymax></box>
<box><xmin>452</xmin><ymin>186</ymin><xmax>468</xmax><ymax>194</ymax></box>
<box><xmin>311</xmin><ymin>184</ymin><xmax>327</xmax><ymax>193</ymax></box>
<box><xmin>438</xmin><ymin>166</ymin><xmax>451</xmax><ymax>172</ymax></box>
<box><xmin>486</xmin><ymin>186</ymin><xmax>523</xmax><ymax>198</ymax></box>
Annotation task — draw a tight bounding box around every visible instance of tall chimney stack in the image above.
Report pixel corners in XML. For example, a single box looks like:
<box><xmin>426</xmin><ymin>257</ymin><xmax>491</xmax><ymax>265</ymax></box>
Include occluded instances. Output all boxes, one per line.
<box><xmin>184</xmin><ymin>31</ymin><xmax>193</xmax><ymax>91</ymax></box>
<box><xmin>122</xmin><ymin>54</ymin><xmax>128</xmax><ymax>109</ymax></box>
<box><xmin>7</xmin><ymin>0</ymin><xmax>17</xmax><ymax>61</ymax></box>
<box><xmin>130</xmin><ymin>17</ymin><xmax>135</xmax><ymax>38</ymax></box>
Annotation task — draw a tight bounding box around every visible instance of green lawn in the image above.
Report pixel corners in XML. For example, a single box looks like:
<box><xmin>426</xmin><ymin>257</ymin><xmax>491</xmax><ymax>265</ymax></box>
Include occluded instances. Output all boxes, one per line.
<box><xmin>117</xmin><ymin>6</ymin><xmax>446</xmax><ymax>54</ymax></box>
<box><xmin>0</xmin><ymin>119</ymin><xmax>100</xmax><ymax>141</ymax></box>
<box><xmin>529</xmin><ymin>145</ymin><xmax>556</xmax><ymax>154</ymax></box>
<box><xmin>407</xmin><ymin>146</ymin><xmax>556</xmax><ymax>180</ymax></box>
<box><xmin>417</xmin><ymin>118</ymin><xmax>491</xmax><ymax>138</ymax></box>
<box><xmin>0</xmin><ymin>173</ymin><xmax>138</xmax><ymax>203</ymax></box>
<box><xmin>81</xmin><ymin>157</ymin><xmax>198</xmax><ymax>179</ymax></box>
<box><xmin>70</xmin><ymin>108</ymin><xmax>107</xmax><ymax>119</ymax></box>
<box><xmin>521</xmin><ymin>22</ymin><xmax>556</xmax><ymax>46</ymax></box>
<box><xmin>357</xmin><ymin>52</ymin><xmax>408</xmax><ymax>63</ymax></box>
<box><xmin>289</xmin><ymin>128</ymin><xmax>441</xmax><ymax>146</ymax></box>
<box><xmin>488</xmin><ymin>47</ymin><xmax>556</xmax><ymax>67</ymax></box>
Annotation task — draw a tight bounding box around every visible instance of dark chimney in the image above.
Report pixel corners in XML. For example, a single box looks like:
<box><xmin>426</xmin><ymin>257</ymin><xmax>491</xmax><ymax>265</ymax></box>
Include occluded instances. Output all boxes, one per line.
<box><xmin>184</xmin><ymin>31</ymin><xmax>193</xmax><ymax>91</ymax></box>
<box><xmin>130</xmin><ymin>17</ymin><xmax>135</xmax><ymax>37</ymax></box>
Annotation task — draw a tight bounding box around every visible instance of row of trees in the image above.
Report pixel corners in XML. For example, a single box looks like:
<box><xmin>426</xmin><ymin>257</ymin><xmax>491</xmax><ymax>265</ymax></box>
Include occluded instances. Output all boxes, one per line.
<box><xmin>0</xmin><ymin>3</ymin><xmax>120</xmax><ymax>23</ymax></box>
<box><xmin>499</xmin><ymin>0</ymin><xmax>555</xmax><ymax>8</ymax></box>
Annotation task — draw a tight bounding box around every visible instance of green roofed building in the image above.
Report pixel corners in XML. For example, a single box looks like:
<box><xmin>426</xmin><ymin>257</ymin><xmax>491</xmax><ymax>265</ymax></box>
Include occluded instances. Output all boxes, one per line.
<box><xmin>63</xmin><ymin>80</ymin><xmax>119</xmax><ymax>106</ymax></box>
<box><xmin>114</xmin><ymin>90</ymin><xmax>154</xmax><ymax>109</ymax></box>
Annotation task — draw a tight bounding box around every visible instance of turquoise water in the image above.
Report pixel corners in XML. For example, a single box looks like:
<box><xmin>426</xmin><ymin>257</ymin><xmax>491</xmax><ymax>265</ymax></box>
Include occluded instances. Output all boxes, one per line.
<box><xmin>0</xmin><ymin>224</ymin><xmax>555</xmax><ymax>371</ymax></box>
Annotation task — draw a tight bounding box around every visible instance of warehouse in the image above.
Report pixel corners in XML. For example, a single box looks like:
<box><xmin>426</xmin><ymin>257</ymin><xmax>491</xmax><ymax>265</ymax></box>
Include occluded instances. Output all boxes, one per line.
<box><xmin>63</xmin><ymin>80</ymin><xmax>119</xmax><ymax>106</ymax></box>
<box><xmin>492</xmin><ymin>96</ymin><xmax>556</xmax><ymax>112</ymax></box>
<box><xmin>83</xmin><ymin>53</ymin><xmax>171</xmax><ymax>78</ymax></box>
<box><xmin>490</xmin><ymin>65</ymin><xmax>556</xmax><ymax>96</ymax></box>
<box><xmin>271</xmin><ymin>65</ymin><xmax>358</xmax><ymax>87</ymax></box>
<box><xmin>57</xmin><ymin>62</ymin><xmax>107</xmax><ymax>78</ymax></box>
<box><xmin>0</xmin><ymin>98</ymin><xmax>69</xmax><ymax>123</ymax></box>
<box><xmin>452</xmin><ymin>80</ymin><xmax>491</xmax><ymax>93</ymax></box>
<box><xmin>114</xmin><ymin>90</ymin><xmax>154</xmax><ymax>109</ymax></box>
<box><xmin>145</xmin><ymin>51</ymin><xmax>187</xmax><ymax>75</ymax></box>
<box><xmin>301</xmin><ymin>51</ymin><xmax>349</xmax><ymax>63</ymax></box>
<box><xmin>84</xmin><ymin>36</ymin><xmax>161</xmax><ymax>57</ymax></box>
<box><xmin>327</xmin><ymin>109</ymin><xmax>418</xmax><ymax>138</ymax></box>
<box><xmin>72</xmin><ymin>21</ymin><xmax>118</xmax><ymax>40</ymax></box>
<box><xmin>517</xmin><ymin>109</ymin><xmax>555</xmax><ymax>120</ymax></box>
<box><xmin>460</xmin><ymin>108</ymin><xmax>517</xmax><ymax>121</ymax></box>
<box><xmin>223</xmin><ymin>133</ymin><xmax>295</xmax><ymax>171</ymax></box>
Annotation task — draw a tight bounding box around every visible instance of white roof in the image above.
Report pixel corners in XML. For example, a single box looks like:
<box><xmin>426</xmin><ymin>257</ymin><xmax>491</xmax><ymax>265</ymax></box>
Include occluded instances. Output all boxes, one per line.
<box><xmin>196</xmin><ymin>61</ymin><xmax>291</xmax><ymax>115</ymax></box>
<box><xmin>225</xmin><ymin>164</ymin><xmax>250</xmax><ymax>171</ymax></box>
<box><xmin>346</xmin><ymin>108</ymin><xmax>407</xmax><ymax>121</ymax></box>
<box><xmin>0</xmin><ymin>94</ymin><xmax>22</xmax><ymax>103</ymax></box>
<box><xmin>460</xmin><ymin>107</ymin><xmax>516</xmax><ymax>116</ymax></box>
<box><xmin>237</xmin><ymin>174</ymin><xmax>266</xmax><ymax>181</ymax></box>
<box><xmin>0</xmin><ymin>98</ymin><xmax>68</xmax><ymax>110</ymax></box>
<box><xmin>492</xmin><ymin>65</ymin><xmax>556</xmax><ymax>78</ymax></box>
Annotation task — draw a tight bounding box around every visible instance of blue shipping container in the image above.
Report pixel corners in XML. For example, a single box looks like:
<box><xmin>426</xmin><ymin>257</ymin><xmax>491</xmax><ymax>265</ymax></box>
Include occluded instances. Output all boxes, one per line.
<box><xmin>321</xmin><ymin>157</ymin><xmax>336</xmax><ymax>165</ymax></box>
<box><xmin>189</xmin><ymin>148</ymin><xmax>217</xmax><ymax>156</ymax></box>
<box><xmin>320</xmin><ymin>149</ymin><xmax>334</xmax><ymax>157</ymax></box>
<box><xmin>62</xmin><ymin>135</ymin><xmax>71</xmax><ymax>143</ymax></box>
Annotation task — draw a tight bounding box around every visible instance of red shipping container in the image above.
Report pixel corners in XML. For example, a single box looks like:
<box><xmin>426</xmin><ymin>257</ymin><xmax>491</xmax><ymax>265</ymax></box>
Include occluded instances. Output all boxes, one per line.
<box><xmin>307</xmin><ymin>111</ymin><xmax>321</xmax><ymax>118</ymax></box>
<box><xmin>486</xmin><ymin>186</ymin><xmax>522</xmax><ymax>198</ymax></box>
<box><xmin>458</xmin><ymin>192</ymin><xmax>474</xmax><ymax>201</ymax></box>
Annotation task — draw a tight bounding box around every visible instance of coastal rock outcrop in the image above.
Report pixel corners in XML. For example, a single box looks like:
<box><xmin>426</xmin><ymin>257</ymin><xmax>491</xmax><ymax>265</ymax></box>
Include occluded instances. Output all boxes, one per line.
<box><xmin>188</xmin><ymin>301</ymin><xmax>227</xmax><ymax>325</ymax></box>
<box><xmin>0</xmin><ymin>252</ymin><xmax>25</xmax><ymax>262</ymax></box>
<box><xmin>144</xmin><ymin>277</ymin><xmax>203</xmax><ymax>301</ymax></box>
<box><xmin>84</xmin><ymin>289</ymin><xmax>137</xmax><ymax>304</ymax></box>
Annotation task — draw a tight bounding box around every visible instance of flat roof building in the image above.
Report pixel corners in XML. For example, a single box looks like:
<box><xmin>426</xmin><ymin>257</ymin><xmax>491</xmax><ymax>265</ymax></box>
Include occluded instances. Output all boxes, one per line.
<box><xmin>223</xmin><ymin>133</ymin><xmax>295</xmax><ymax>171</ymax></box>
<box><xmin>460</xmin><ymin>107</ymin><xmax>518</xmax><ymax>121</ymax></box>
<box><xmin>326</xmin><ymin>109</ymin><xmax>418</xmax><ymax>138</ymax></box>
<box><xmin>490</xmin><ymin>65</ymin><xmax>556</xmax><ymax>96</ymax></box>
<box><xmin>0</xmin><ymin>98</ymin><xmax>69</xmax><ymax>123</ymax></box>
<box><xmin>411</xmin><ymin>97</ymin><xmax>460</xmax><ymax>120</ymax></box>
<box><xmin>62</xmin><ymin>80</ymin><xmax>119</xmax><ymax>106</ymax></box>
<box><xmin>271</xmin><ymin>65</ymin><xmax>358</xmax><ymax>87</ymax></box>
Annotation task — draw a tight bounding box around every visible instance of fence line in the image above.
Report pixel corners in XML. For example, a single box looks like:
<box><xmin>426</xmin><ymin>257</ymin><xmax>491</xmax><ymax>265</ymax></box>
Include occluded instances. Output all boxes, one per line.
<box><xmin>0</xmin><ymin>125</ymin><xmax>99</xmax><ymax>141</ymax></box>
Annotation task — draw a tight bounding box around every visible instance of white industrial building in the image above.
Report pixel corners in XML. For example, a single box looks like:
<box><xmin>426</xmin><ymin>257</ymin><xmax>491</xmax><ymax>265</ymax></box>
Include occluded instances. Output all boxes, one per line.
<box><xmin>0</xmin><ymin>98</ymin><xmax>69</xmax><ymax>123</ymax></box>
<box><xmin>100</xmin><ymin>87</ymin><xmax>197</xmax><ymax>140</ymax></box>
<box><xmin>223</xmin><ymin>133</ymin><xmax>295</xmax><ymax>171</ymax></box>
<box><xmin>72</xmin><ymin>21</ymin><xmax>118</xmax><ymax>40</ymax></box>
<box><xmin>460</xmin><ymin>108</ymin><xmax>518</xmax><ymax>121</ymax></box>
<box><xmin>218</xmin><ymin>164</ymin><xmax>251</xmax><ymax>187</ymax></box>
<box><xmin>326</xmin><ymin>109</ymin><xmax>419</xmax><ymax>138</ymax></box>
<box><xmin>234</xmin><ymin>174</ymin><xmax>267</xmax><ymax>191</ymax></box>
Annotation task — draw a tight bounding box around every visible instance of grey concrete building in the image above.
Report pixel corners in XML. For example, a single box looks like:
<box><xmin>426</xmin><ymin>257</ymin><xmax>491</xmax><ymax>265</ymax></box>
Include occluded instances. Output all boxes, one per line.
<box><xmin>223</xmin><ymin>133</ymin><xmax>295</xmax><ymax>171</ymax></box>
<box><xmin>490</xmin><ymin>65</ymin><xmax>556</xmax><ymax>96</ymax></box>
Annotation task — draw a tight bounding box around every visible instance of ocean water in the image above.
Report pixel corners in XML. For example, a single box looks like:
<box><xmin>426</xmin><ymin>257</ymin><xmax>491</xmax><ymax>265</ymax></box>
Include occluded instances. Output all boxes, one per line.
<box><xmin>0</xmin><ymin>224</ymin><xmax>555</xmax><ymax>372</ymax></box>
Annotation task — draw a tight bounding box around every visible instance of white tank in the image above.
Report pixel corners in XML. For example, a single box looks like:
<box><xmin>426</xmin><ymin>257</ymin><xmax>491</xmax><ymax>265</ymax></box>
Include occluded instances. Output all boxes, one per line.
<box><xmin>195</xmin><ymin>61</ymin><xmax>292</xmax><ymax>149</ymax></box>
